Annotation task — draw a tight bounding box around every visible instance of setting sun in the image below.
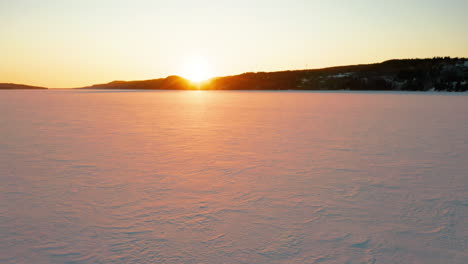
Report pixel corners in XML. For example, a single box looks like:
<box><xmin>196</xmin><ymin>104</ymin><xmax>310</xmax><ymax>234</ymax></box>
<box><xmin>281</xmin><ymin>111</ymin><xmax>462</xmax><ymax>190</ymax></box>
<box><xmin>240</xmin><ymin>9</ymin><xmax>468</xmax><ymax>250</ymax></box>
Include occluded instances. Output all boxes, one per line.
<box><xmin>181</xmin><ymin>56</ymin><xmax>213</xmax><ymax>83</ymax></box>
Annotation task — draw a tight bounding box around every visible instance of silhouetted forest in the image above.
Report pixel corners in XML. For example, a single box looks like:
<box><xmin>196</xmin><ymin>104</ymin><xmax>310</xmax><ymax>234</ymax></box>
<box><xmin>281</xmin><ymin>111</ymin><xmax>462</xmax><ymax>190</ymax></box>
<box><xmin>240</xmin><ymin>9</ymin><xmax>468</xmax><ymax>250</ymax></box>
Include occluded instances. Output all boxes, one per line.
<box><xmin>205</xmin><ymin>57</ymin><xmax>468</xmax><ymax>91</ymax></box>
<box><xmin>82</xmin><ymin>58</ymin><xmax>468</xmax><ymax>92</ymax></box>
<box><xmin>5</xmin><ymin>57</ymin><xmax>465</xmax><ymax>91</ymax></box>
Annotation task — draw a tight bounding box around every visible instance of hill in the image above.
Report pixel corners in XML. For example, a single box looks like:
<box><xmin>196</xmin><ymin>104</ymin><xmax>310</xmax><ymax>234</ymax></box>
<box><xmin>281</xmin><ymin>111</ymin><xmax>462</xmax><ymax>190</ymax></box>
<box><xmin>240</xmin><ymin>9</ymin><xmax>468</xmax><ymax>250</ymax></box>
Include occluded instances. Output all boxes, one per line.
<box><xmin>3</xmin><ymin>58</ymin><xmax>467</xmax><ymax>91</ymax></box>
<box><xmin>207</xmin><ymin>57</ymin><xmax>468</xmax><ymax>91</ymax></box>
<box><xmin>83</xmin><ymin>75</ymin><xmax>196</xmax><ymax>90</ymax></box>
<box><xmin>81</xmin><ymin>57</ymin><xmax>468</xmax><ymax>92</ymax></box>
<box><xmin>0</xmin><ymin>83</ymin><xmax>48</xmax><ymax>89</ymax></box>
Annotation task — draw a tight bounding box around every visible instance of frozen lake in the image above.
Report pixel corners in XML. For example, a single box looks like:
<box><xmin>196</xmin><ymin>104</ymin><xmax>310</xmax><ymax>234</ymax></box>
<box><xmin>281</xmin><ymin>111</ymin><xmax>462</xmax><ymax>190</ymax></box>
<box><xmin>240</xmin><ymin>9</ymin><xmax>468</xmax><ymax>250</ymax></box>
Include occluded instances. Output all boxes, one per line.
<box><xmin>1</xmin><ymin>90</ymin><xmax>467</xmax><ymax>263</ymax></box>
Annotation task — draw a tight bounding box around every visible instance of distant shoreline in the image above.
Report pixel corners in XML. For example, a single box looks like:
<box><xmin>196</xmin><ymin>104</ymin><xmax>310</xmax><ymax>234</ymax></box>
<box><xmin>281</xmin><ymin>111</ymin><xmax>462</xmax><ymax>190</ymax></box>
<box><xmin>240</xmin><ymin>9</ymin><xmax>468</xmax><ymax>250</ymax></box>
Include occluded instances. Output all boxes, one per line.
<box><xmin>0</xmin><ymin>83</ymin><xmax>48</xmax><ymax>90</ymax></box>
<box><xmin>62</xmin><ymin>89</ymin><xmax>468</xmax><ymax>94</ymax></box>
<box><xmin>2</xmin><ymin>57</ymin><xmax>468</xmax><ymax>92</ymax></box>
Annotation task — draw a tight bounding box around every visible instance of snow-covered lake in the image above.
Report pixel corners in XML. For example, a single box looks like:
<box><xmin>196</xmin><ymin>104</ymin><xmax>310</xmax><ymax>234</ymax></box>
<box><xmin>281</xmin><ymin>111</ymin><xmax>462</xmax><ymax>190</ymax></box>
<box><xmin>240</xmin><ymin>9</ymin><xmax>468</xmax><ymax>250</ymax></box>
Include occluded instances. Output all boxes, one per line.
<box><xmin>1</xmin><ymin>90</ymin><xmax>467</xmax><ymax>264</ymax></box>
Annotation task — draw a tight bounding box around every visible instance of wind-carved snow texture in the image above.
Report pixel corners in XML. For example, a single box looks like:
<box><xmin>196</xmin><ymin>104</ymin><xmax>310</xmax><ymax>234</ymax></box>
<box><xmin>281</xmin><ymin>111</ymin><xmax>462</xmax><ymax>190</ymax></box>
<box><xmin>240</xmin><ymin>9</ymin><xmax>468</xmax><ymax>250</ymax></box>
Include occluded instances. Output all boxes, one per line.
<box><xmin>0</xmin><ymin>90</ymin><xmax>467</xmax><ymax>264</ymax></box>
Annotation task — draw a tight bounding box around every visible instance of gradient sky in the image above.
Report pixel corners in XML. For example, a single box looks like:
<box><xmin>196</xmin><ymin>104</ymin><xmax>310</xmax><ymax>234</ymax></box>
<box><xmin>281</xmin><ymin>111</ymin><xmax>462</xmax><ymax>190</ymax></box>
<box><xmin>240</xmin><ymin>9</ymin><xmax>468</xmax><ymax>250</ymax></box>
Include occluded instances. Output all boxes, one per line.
<box><xmin>1</xmin><ymin>0</ymin><xmax>467</xmax><ymax>88</ymax></box>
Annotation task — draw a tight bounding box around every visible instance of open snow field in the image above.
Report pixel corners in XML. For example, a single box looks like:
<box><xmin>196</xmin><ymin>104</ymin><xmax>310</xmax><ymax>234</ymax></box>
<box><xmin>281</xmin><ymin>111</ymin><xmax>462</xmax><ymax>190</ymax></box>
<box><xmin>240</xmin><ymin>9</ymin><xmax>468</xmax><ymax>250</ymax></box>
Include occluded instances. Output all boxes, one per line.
<box><xmin>1</xmin><ymin>90</ymin><xmax>467</xmax><ymax>263</ymax></box>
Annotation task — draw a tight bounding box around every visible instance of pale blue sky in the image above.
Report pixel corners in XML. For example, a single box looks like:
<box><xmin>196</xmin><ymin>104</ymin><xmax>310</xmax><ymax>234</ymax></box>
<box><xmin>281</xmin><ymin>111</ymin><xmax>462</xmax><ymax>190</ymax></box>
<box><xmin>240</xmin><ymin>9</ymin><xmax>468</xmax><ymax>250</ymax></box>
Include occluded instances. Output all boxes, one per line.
<box><xmin>1</xmin><ymin>0</ymin><xmax>467</xmax><ymax>87</ymax></box>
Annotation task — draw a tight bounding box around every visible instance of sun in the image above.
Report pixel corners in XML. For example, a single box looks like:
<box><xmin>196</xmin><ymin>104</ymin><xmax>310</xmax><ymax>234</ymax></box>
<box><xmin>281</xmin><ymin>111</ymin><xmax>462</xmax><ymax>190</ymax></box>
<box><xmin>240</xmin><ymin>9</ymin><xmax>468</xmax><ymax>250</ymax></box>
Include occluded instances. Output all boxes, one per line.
<box><xmin>181</xmin><ymin>56</ymin><xmax>213</xmax><ymax>83</ymax></box>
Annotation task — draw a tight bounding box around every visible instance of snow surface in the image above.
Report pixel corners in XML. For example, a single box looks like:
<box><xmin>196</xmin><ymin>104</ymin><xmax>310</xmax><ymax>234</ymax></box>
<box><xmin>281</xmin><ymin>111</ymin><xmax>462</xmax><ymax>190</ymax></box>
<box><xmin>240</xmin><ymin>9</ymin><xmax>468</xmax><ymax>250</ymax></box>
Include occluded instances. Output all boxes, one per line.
<box><xmin>1</xmin><ymin>90</ymin><xmax>467</xmax><ymax>264</ymax></box>
<box><xmin>329</xmin><ymin>72</ymin><xmax>353</xmax><ymax>78</ymax></box>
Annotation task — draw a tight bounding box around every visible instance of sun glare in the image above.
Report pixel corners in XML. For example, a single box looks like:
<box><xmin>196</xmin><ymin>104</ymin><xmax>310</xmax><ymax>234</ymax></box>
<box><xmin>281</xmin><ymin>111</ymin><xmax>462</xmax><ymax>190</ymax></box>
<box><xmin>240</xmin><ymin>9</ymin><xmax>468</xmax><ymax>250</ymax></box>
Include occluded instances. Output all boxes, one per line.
<box><xmin>182</xmin><ymin>57</ymin><xmax>213</xmax><ymax>83</ymax></box>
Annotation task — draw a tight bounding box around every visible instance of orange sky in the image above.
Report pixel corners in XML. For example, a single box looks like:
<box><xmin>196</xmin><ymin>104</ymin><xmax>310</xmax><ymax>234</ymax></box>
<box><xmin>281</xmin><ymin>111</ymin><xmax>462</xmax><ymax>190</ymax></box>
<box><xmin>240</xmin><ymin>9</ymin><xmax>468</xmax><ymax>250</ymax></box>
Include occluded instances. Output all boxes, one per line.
<box><xmin>1</xmin><ymin>0</ymin><xmax>467</xmax><ymax>88</ymax></box>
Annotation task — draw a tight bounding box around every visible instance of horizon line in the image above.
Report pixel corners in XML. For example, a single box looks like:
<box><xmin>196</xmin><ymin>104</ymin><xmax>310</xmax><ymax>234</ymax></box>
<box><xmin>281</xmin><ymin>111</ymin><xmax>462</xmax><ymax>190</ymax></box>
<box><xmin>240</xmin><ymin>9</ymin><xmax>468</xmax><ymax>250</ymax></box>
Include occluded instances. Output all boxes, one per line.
<box><xmin>2</xmin><ymin>56</ymin><xmax>467</xmax><ymax>89</ymax></box>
